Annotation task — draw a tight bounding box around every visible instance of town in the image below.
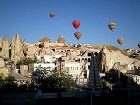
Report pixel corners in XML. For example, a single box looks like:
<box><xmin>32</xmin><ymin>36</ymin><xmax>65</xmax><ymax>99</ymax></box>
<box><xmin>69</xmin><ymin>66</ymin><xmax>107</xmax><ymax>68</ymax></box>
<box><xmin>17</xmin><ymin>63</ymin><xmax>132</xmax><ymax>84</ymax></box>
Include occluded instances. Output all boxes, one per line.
<box><xmin>0</xmin><ymin>33</ymin><xmax>140</xmax><ymax>105</ymax></box>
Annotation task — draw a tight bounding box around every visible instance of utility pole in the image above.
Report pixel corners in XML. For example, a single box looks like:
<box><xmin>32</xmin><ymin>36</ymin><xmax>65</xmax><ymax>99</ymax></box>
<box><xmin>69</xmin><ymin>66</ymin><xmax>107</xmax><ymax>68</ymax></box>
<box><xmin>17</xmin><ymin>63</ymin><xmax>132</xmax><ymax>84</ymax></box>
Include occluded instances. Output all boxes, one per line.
<box><xmin>117</xmin><ymin>63</ymin><xmax>120</xmax><ymax>84</ymax></box>
<box><xmin>118</xmin><ymin>69</ymin><xmax>120</xmax><ymax>84</ymax></box>
<box><xmin>58</xmin><ymin>57</ymin><xmax>62</xmax><ymax>99</ymax></box>
<box><xmin>59</xmin><ymin>57</ymin><xmax>62</xmax><ymax>75</ymax></box>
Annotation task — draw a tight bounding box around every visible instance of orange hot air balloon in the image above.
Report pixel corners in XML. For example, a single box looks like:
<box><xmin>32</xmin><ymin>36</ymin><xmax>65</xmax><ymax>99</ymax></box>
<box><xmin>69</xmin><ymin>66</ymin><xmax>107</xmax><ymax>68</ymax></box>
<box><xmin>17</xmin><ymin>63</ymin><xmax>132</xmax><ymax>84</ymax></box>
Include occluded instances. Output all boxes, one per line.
<box><xmin>49</xmin><ymin>11</ymin><xmax>55</xmax><ymax>18</ymax></box>
<box><xmin>138</xmin><ymin>43</ymin><xmax>140</xmax><ymax>48</ymax></box>
<box><xmin>72</xmin><ymin>20</ymin><xmax>80</xmax><ymax>29</ymax></box>
<box><xmin>117</xmin><ymin>38</ymin><xmax>124</xmax><ymax>45</ymax></box>
<box><xmin>108</xmin><ymin>22</ymin><xmax>117</xmax><ymax>31</ymax></box>
<box><xmin>74</xmin><ymin>32</ymin><xmax>82</xmax><ymax>40</ymax></box>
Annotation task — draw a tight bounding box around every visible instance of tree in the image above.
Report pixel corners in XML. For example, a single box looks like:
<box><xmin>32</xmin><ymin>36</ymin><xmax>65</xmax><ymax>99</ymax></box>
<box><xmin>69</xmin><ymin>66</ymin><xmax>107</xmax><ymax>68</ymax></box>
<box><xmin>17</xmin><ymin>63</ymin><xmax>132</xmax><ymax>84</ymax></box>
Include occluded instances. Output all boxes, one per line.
<box><xmin>32</xmin><ymin>66</ymin><xmax>76</xmax><ymax>92</ymax></box>
<box><xmin>16</xmin><ymin>57</ymin><xmax>37</xmax><ymax>65</ymax></box>
<box><xmin>0</xmin><ymin>75</ymin><xmax>18</xmax><ymax>93</ymax></box>
<box><xmin>16</xmin><ymin>57</ymin><xmax>37</xmax><ymax>70</ymax></box>
<box><xmin>105</xmin><ymin>69</ymin><xmax>137</xmax><ymax>88</ymax></box>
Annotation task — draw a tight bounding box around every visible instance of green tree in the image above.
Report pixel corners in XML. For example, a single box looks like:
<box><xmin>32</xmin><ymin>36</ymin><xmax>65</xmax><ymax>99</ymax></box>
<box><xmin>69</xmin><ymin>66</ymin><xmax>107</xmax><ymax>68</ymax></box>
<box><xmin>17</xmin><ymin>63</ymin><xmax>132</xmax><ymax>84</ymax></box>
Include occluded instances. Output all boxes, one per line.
<box><xmin>105</xmin><ymin>69</ymin><xmax>137</xmax><ymax>88</ymax></box>
<box><xmin>32</xmin><ymin>67</ymin><xmax>76</xmax><ymax>92</ymax></box>
<box><xmin>17</xmin><ymin>57</ymin><xmax>37</xmax><ymax>65</ymax></box>
<box><xmin>16</xmin><ymin>57</ymin><xmax>37</xmax><ymax>69</ymax></box>
<box><xmin>0</xmin><ymin>76</ymin><xmax>4</xmax><ymax>89</ymax></box>
<box><xmin>0</xmin><ymin>75</ymin><xmax>18</xmax><ymax>92</ymax></box>
<box><xmin>5</xmin><ymin>75</ymin><xmax>16</xmax><ymax>81</ymax></box>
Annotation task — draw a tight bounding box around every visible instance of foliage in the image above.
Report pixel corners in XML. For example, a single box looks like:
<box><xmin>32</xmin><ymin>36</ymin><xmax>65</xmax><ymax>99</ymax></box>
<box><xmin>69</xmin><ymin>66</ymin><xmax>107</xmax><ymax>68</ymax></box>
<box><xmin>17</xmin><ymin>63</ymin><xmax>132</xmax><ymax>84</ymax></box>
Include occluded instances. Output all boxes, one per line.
<box><xmin>0</xmin><ymin>75</ymin><xmax>18</xmax><ymax>93</ymax></box>
<box><xmin>18</xmin><ymin>83</ymin><xmax>37</xmax><ymax>93</ymax></box>
<box><xmin>104</xmin><ymin>69</ymin><xmax>137</xmax><ymax>88</ymax></box>
<box><xmin>0</xmin><ymin>75</ymin><xmax>38</xmax><ymax>93</ymax></box>
<box><xmin>16</xmin><ymin>57</ymin><xmax>37</xmax><ymax>65</ymax></box>
<box><xmin>100</xmin><ymin>79</ymin><xmax>109</xmax><ymax>89</ymax></box>
<box><xmin>32</xmin><ymin>67</ymin><xmax>76</xmax><ymax>92</ymax></box>
<box><xmin>5</xmin><ymin>60</ymin><xmax>14</xmax><ymax>65</ymax></box>
<box><xmin>5</xmin><ymin>75</ymin><xmax>16</xmax><ymax>81</ymax></box>
<box><xmin>0</xmin><ymin>76</ymin><xmax>4</xmax><ymax>88</ymax></box>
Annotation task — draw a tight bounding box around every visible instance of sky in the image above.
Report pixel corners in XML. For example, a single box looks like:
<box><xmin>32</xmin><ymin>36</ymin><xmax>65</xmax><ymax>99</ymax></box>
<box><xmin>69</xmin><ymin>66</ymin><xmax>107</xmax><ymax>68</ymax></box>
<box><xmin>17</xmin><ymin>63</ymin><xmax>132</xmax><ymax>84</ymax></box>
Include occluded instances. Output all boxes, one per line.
<box><xmin>0</xmin><ymin>0</ymin><xmax>140</xmax><ymax>49</ymax></box>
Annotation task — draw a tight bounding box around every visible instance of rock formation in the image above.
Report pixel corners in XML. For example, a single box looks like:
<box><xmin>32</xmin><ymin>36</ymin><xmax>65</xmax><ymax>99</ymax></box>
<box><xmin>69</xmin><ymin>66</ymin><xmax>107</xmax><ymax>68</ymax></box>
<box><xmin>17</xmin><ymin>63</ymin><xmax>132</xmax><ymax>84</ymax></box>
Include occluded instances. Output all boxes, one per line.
<box><xmin>99</xmin><ymin>47</ymin><xmax>110</xmax><ymax>72</ymax></box>
<box><xmin>11</xmin><ymin>33</ymin><xmax>24</xmax><ymax>62</ymax></box>
<box><xmin>0</xmin><ymin>37</ymin><xmax>2</xmax><ymax>55</ymax></box>
<box><xmin>57</xmin><ymin>36</ymin><xmax>65</xmax><ymax>43</ymax></box>
<box><xmin>98</xmin><ymin>46</ymin><xmax>140</xmax><ymax>73</ymax></box>
<box><xmin>0</xmin><ymin>37</ymin><xmax>2</xmax><ymax>48</ymax></box>
<box><xmin>0</xmin><ymin>57</ymin><xmax>8</xmax><ymax>78</ymax></box>
<box><xmin>39</xmin><ymin>36</ymin><xmax>51</xmax><ymax>43</ymax></box>
<box><xmin>112</xmin><ymin>62</ymin><xmax>129</xmax><ymax>73</ymax></box>
<box><xmin>1</xmin><ymin>35</ymin><xmax>9</xmax><ymax>58</ymax></box>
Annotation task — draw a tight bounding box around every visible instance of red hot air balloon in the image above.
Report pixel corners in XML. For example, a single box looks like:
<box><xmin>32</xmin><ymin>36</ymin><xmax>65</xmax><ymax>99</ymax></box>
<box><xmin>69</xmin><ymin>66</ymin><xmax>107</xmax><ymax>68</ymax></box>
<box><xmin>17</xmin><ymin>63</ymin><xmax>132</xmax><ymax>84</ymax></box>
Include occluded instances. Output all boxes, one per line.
<box><xmin>50</xmin><ymin>11</ymin><xmax>55</xmax><ymax>18</ymax></box>
<box><xmin>138</xmin><ymin>43</ymin><xmax>140</xmax><ymax>48</ymax></box>
<box><xmin>72</xmin><ymin>20</ymin><xmax>80</xmax><ymax>29</ymax></box>
<box><xmin>74</xmin><ymin>32</ymin><xmax>82</xmax><ymax>40</ymax></box>
<box><xmin>117</xmin><ymin>38</ymin><xmax>124</xmax><ymax>45</ymax></box>
<box><xmin>108</xmin><ymin>22</ymin><xmax>117</xmax><ymax>31</ymax></box>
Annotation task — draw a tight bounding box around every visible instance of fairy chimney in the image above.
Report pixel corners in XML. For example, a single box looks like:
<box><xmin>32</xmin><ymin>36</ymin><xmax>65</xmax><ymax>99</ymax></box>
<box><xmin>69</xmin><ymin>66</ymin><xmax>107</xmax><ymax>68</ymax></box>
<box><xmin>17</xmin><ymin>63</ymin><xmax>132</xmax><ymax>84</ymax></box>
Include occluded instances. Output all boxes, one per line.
<box><xmin>57</xmin><ymin>36</ymin><xmax>65</xmax><ymax>43</ymax></box>
<box><xmin>11</xmin><ymin>33</ymin><xmax>24</xmax><ymax>62</ymax></box>
<box><xmin>1</xmin><ymin>35</ymin><xmax>9</xmax><ymax>58</ymax></box>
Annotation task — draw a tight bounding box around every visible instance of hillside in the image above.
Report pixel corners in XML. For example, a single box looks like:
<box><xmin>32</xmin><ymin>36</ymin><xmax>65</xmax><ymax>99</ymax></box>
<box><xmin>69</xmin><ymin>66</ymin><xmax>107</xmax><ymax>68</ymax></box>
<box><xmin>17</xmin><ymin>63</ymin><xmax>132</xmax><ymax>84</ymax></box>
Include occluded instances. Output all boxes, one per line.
<box><xmin>93</xmin><ymin>45</ymin><xmax>131</xmax><ymax>57</ymax></box>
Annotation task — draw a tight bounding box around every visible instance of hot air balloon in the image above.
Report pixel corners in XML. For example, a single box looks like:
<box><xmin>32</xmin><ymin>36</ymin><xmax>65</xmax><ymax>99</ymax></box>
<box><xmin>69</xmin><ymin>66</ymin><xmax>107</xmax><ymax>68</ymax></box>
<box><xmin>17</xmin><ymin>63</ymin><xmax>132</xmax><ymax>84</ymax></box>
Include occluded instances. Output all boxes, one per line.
<box><xmin>138</xmin><ymin>43</ymin><xmax>140</xmax><ymax>48</ymax></box>
<box><xmin>72</xmin><ymin>20</ymin><xmax>80</xmax><ymax>29</ymax></box>
<box><xmin>117</xmin><ymin>38</ymin><xmax>124</xmax><ymax>45</ymax></box>
<box><xmin>108</xmin><ymin>22</ymin><xmax>117</xmax><ymax>31</ymax></box>
<box><xmin>49</xmin><ymin>11</ymin><xmax>55</xmax><ymax>18</ymax></box>
<box><xmin>74</xmin><ymin>32</ymin><xmax>82</xmax><ymax>40</ymax></box>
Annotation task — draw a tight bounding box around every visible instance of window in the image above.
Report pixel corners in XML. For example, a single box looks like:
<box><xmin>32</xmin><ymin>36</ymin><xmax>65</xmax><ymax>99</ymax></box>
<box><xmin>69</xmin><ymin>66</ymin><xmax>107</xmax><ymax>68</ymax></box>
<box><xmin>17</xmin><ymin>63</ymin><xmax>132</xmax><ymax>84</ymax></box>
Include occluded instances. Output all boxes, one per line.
<box><xmin>88</xmin><ymin>53</ymin><xmax>91</xmax><ymax>56</ymax></box>
<box><xmin>52</xmin><ymin>49</ymin><xmax>55</xmax><ymax>52</ymax></box>
<box><xmin>83</xmin><ymin>71</ymin><xmax>87</xmax><ymax>78</ymax></box>
<box><xmin>88</xmin><ymin>58</ymin><xmax>90</xmax><ymax>62</ymax></box>
<box><xmin>94</xmin><ymin>52</ymin><xmax>98</xmax><ymax>56</ymax></box>
<box><xmin>39</xmin><ymin>44</ymin><xmax>44</xmax><ymax>48</ymax></box>
<box><xmin>9</xmin><ymin>49</ymin><xmax>11</xmax><ymax>58</ymax></box>
<box><xmin>88</xmin><ymin>65</ymin><xmax>90</xmax><ymax>69</ymax></box>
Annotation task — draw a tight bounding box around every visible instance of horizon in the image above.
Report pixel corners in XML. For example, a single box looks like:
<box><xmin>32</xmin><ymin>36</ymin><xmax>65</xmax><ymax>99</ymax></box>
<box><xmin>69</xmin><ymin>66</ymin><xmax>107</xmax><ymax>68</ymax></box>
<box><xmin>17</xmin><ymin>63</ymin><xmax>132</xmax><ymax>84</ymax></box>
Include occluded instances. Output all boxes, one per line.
<box><xmin>0</xmin><ymin>0</ymin><xmax>140</xmax><ymax>49</ymax></box>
